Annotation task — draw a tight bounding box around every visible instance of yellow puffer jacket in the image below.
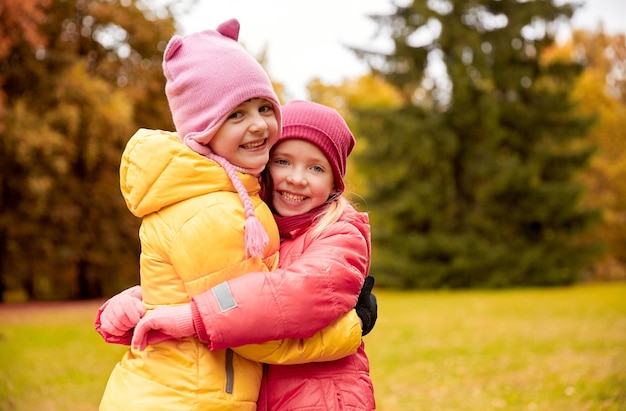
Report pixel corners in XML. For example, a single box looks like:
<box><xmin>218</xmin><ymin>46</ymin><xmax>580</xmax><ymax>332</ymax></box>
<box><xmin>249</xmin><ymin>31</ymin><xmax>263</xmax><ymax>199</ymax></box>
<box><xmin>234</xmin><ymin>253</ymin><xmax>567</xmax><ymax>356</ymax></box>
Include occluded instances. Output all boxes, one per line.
<box><xmin>99</xmin><ymin>129</ymin><xmax>281</xmax><ymax>411</ymax></box>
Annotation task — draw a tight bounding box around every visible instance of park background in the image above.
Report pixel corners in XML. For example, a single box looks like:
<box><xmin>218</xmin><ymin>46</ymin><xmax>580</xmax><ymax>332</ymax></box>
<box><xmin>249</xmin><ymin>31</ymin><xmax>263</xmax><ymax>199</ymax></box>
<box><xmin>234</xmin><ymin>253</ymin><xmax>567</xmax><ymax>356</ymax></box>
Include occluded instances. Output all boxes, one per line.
<box><xmin>0</xmin><ymin>0</ymin><xmax>625</xmax><ymax>409</ymax></box>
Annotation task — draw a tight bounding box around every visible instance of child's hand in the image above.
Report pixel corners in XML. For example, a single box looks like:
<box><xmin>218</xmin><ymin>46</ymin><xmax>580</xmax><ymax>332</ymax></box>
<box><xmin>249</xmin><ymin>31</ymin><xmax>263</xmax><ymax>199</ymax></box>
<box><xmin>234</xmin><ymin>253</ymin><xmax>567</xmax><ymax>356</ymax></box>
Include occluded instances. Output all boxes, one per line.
<box><xmin>98</xmin><ymin>285</ymin><xmax>146</xmax><ymax>336</ymax></box>
<box><xmin>355</xmin><ymin>276</ymin><xmax>378</xmax><ymax>336</ymax></box>
<box><xmin>132</xmin><ymin>304</ymin><xmax>195</xmax><ymax>351</ymax></box>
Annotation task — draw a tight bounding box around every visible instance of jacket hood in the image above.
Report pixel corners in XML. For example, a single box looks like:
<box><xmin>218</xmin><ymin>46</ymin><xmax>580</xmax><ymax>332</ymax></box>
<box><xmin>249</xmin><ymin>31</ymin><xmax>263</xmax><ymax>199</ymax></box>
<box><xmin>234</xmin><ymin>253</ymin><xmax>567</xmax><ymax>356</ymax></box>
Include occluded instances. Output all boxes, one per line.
<box><xmin>120</xmin><ymin>128</ymin><xmax>260</xmax><ymax>217</ymax></box>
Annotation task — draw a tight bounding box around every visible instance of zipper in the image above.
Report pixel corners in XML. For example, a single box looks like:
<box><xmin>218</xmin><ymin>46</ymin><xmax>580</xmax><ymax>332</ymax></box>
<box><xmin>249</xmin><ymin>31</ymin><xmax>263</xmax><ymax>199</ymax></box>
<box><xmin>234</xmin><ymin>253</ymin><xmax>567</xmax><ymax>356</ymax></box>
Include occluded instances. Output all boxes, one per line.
<box><xmin>225</xmin><ymin>348</ymin><xmax>234</xmax><ymax>394</ymax></box>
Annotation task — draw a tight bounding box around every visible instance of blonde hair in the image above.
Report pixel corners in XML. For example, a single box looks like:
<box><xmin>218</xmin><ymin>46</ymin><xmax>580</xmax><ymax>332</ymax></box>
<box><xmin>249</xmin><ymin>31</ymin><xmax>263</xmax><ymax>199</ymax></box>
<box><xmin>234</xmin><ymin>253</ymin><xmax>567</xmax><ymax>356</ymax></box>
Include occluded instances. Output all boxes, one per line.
<box><xmin>309</xmin><ymin>196</ymin><xmax>348</xmax><ymax>239</ymax></box>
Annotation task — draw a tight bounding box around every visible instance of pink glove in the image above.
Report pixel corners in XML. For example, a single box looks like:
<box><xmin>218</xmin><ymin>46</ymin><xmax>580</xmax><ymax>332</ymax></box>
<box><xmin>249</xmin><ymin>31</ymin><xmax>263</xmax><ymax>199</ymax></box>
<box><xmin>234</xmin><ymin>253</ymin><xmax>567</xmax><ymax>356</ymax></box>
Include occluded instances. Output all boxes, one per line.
<box><xmin>95</xmin><ymin>285</ymin><xmax>145</xmax><ymax>345</ymax></box>
<box><xmin>98</xmin><ymin>285</ymin><xmax>146</xmax><ymax>336</ymax></box>
<box><xmin>131</xmin><ymin>304</ymin><xmax>195</xmax><ymax>351</ymax></box>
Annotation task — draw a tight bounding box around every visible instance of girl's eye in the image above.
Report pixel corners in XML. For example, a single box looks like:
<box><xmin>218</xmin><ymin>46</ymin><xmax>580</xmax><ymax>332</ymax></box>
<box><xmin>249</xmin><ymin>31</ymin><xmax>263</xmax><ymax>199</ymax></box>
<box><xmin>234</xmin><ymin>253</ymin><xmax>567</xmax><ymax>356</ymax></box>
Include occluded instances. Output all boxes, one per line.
<box><xmin>273</xmin><ymin>158</ymin><xmax>289</xmax><ymax>166</ymax></box>
<box><xmin>228</xmin><ymin>111</ymin><xmax>243</xmax><ymax>120</ymax></box>
<box><xmin>259</xmin><ymin>105</ymin><xmax>273</xmax><ymax>113</ymax></box>
<box><xmin>311</xmin><ymin>165</ymin><xmax>325</xmax><ymax>173</ymax></box>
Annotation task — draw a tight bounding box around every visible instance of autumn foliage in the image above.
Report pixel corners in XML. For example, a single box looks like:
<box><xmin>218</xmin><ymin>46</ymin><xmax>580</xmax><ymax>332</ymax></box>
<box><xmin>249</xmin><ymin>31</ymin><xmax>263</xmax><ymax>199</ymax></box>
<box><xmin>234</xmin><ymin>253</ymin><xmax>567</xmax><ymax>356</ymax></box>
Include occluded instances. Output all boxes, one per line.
<box><xmin>0</xmin><ymin>0</ymin><xmax>181</xmax><ymax>301</ymax></box>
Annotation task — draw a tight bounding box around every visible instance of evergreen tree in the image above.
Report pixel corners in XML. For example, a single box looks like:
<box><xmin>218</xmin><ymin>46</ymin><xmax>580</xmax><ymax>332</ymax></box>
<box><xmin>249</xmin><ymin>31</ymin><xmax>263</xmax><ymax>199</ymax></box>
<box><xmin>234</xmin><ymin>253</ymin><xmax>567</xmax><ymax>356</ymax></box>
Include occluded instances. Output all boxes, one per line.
<box><xmin>352</xmin><ymin>0</ymin><xmax>601</xmax><ymax>288</ymax></box>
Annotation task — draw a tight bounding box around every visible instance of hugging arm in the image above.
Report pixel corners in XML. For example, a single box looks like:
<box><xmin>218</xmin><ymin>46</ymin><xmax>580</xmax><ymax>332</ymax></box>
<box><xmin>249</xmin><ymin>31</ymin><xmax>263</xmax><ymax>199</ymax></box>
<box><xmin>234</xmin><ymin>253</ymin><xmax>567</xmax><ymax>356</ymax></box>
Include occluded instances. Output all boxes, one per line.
<box><xmin>94</xmin><ymin>275</ymin><xmax>378</xmax><ymax>355</ymax></box>
<box><xmin>95</xmin><ymin>219</ymin><xmax>377</xmax><ymax>350</ymax></box>
<box><xmin>230</xmin><ymin>278</ymin><xmax>377</xmax><ymax>365</ymax></box>
<box><xmin>231</xmin><ymin>310</ymin><xmax>363</xmax><ymax>364</ymax></box>
<box><xmin>192</xmin><ymin>222</ymin><xmax>370</xmax><ymax>350</ymax></box>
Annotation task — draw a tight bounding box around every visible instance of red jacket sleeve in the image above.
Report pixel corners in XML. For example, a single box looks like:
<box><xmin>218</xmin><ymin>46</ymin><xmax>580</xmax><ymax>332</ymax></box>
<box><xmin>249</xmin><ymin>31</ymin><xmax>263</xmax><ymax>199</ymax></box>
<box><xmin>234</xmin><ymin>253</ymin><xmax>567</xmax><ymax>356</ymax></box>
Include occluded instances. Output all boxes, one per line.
<box><xmin>191</xmin><ymin>217</ymin><xmax>370</xmax><ymax>350</ymax></box>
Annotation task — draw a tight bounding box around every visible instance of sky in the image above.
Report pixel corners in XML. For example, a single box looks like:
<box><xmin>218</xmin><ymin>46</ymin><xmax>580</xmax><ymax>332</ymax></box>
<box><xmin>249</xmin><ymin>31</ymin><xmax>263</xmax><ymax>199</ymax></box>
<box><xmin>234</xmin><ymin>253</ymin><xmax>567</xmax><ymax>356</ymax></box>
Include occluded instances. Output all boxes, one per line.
<box><xmin>178</xmin><ymin>0</ymin><xmax>626</xmax><ymax>101</ymax></box>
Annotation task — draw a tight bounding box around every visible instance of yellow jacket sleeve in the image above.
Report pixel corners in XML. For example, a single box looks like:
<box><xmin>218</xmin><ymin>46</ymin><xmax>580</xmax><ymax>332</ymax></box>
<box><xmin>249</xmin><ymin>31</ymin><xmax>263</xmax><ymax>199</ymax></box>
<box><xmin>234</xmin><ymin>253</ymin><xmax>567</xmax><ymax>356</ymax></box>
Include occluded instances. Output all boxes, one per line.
<box><xmin>231</xmin><ymin>310</ymin><xmax>362</xmax><ymax>364</ymax></box>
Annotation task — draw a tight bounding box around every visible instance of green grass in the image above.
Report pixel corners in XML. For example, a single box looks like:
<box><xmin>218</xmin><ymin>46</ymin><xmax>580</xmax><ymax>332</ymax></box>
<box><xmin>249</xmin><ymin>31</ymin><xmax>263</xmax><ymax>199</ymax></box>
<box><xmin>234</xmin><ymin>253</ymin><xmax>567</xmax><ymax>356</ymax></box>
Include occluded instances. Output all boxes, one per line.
<box><xmin>0</xmin><ymin>301</ymin><xmax>127</xmax><ymax>411</ymax></box>
<box><xmin>1</xmin><ymin>284</ymin><xmax>625</xmax><ymax>410</ymax></box>
<box><xmin>366</xmin><ymin>283</ymin><xmax>626</xmax><ymax>410</ymax></box>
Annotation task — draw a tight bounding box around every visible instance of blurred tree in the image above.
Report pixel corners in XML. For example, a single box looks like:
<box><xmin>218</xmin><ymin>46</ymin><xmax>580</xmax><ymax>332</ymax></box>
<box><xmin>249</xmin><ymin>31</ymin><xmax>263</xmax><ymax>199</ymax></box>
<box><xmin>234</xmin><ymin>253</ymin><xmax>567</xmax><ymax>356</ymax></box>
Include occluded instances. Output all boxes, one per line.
<box><xmin>0</xmin><ymin>0</ymin><xmax>51</xmax><ymax>121</ymax></box>
<box><xmin>557</xmin><ymin>31</ymin><xmax>626</xmax><ymax>280</ymax></box>
<box><xmin>307</xmin><ymin>74</ymin><xmax>403</xmax><ymax>202</ymax></box>
<box><xmin>350</xmin><ymin>0</ymin><xmax>601</xmax><ymax>288</ymax></box>
<box><xmin>0</xmin><ymin>0</ymin><xmax>51</xmax><ymax>301</ymax></box>
<box><xmin>0</xmin><ymin>0</ymin><xmax>187</xmax><ymax>300</ymax></box>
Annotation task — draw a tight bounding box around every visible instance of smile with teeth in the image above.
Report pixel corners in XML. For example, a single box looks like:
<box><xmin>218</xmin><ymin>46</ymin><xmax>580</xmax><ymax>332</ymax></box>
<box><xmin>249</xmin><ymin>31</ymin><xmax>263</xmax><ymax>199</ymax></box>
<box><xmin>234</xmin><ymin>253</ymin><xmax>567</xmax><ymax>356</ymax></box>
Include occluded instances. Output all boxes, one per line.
<box><xmin>280</xmin><ymin>191</ymin><xmax>307</xmax><ymax>202</ymax></box>
<box><xmin>241</xmin><ymin>140</ymin><xmax>265</xmax><ymax>149</ymax></box>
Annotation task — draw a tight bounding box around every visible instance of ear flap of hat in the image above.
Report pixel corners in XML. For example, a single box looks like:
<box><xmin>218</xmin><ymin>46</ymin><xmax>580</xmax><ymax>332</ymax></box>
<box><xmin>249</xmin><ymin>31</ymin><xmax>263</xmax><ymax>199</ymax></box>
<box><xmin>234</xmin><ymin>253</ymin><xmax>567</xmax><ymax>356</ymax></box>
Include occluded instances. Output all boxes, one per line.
<box><xmin>216</xmin><ymin>18</ymin><xmax>240</xmax><ymax>41</ymax></box>
<box><xmin>163</xmin><ymin>35</ymin><xmax>183</xmax><ymax>79</ymax></box>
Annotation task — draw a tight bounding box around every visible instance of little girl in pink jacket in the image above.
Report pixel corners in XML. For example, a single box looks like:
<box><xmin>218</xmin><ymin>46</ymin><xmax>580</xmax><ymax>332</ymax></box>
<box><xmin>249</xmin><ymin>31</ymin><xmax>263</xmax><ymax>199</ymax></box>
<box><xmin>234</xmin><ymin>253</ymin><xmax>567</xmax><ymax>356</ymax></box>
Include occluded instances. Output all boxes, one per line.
<box><xmin>97</xmin><ymin>100</ymin><xmax>377</xmax><ymax>410</ymax></box>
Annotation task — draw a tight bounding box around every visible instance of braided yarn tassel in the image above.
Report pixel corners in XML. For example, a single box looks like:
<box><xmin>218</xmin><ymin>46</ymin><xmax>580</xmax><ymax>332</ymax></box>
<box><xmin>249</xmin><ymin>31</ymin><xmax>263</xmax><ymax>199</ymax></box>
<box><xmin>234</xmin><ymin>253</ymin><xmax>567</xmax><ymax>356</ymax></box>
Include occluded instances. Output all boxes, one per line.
<box><xmin>208</xmin><ymin>153</ymin><xmax>269</xmax><ymax>258</ymax></box>
<box><xmin>243</xmin><ymin>213</ymin><xmax>270</xmax><ymax>258</ymax></box>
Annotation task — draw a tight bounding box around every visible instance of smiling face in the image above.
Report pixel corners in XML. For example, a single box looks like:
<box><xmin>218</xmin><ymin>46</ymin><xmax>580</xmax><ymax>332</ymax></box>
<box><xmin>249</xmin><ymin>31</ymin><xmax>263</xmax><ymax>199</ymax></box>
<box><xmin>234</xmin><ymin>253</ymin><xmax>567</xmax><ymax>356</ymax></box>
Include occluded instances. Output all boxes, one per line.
<box><xmin>209</xmin><ymin>98</ymin><xmax>279</xmax><ymax>170</ymax></box>
<box><xmin>268</xmin><ymin>139</ymin><xmax>335</xmax><ymax>217</ymax></box>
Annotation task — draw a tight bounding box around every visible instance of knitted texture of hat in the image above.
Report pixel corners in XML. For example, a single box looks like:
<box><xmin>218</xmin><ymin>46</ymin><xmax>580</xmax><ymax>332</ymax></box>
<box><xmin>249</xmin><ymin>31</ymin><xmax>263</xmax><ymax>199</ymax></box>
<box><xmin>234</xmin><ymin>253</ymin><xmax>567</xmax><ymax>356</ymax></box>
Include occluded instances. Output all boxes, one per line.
<box><xmin>163</xmin><ymin>18</ymin><xmax>282</xmax><ymax>158</ymax></box>
<box><xmin>279</xmin><ymin>100</ymin><xmax>356</xmax><ymax>193</ymax></box>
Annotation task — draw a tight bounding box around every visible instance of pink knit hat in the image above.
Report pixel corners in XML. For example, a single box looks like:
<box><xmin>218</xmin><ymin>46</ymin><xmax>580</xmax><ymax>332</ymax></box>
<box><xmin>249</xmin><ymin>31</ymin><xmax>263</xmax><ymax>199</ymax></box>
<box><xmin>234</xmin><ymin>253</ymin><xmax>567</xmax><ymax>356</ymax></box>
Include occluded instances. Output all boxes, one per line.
<box><xmin>162</xmin><ymin>19</ymin><xmax>279</xmax><ymax>258</ymax></box>
<box><xmin>279</xmin><ymin>100</ymin><xmax>356</xmax><ymax>193</ymax></box>
<box><xmin>163</xmin><ymin>18</ymin><xmax>282</xmax><ymax>157</ymax></box>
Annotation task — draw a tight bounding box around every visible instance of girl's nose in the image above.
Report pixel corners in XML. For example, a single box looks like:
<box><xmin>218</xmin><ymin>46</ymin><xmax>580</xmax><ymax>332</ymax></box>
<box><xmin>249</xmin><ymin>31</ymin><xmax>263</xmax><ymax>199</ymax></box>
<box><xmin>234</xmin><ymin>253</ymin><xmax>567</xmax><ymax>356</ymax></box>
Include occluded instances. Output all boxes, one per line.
<box><xmin>249</xmin><ymin>112</ymin><xmax>269</xmax><ymax>133</ymax></box>
<box><xmin>286</xmin><ymin>169</ymin><xmax>307</xmax><ymax>186</ymax></box>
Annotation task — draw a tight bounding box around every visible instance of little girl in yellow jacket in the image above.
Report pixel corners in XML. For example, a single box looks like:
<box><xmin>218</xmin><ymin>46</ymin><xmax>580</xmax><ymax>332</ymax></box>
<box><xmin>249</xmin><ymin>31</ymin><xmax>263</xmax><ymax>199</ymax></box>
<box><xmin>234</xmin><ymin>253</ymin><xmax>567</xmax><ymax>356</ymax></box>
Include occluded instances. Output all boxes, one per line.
<box><xmin>98</xmin><ymin>20</ymin><xmax>362</xmax><ymax>411</ymax></box>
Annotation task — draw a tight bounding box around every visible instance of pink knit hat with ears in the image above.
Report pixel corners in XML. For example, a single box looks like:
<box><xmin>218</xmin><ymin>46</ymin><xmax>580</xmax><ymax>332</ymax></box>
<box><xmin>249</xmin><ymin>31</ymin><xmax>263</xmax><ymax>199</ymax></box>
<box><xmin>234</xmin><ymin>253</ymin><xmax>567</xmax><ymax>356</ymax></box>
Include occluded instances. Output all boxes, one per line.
<box><xmin>163</xmin><ymin>18</ymin><xmax>282</xmax><ymax>157</ymax></box>
<box><xmin>279</xmin><ymin>100</ymin><xmax>356</xmax><ymax>194</ymax></box>
<box><xmin>162</xmin><ymin>19</ymin><xmax>280</xmax><ymax>258</ymax></box>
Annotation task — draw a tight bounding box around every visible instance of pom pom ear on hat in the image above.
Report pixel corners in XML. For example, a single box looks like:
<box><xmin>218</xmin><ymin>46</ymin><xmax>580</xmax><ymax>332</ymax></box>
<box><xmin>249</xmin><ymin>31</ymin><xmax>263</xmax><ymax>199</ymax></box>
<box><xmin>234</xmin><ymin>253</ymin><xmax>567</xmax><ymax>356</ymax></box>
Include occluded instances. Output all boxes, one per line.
<box><xmin>279</xmin><ymin>100</ymin><xmax>356</xmax><ymax>194</ymax></box>
<box><xmin>215</xmin><ymin>18</ymin><xmax>240</xmax><ymax>40</ymax></box>
<box><xmin>162</xmin><ymin>18</ymin><xmax>281</xmax><ymax>158</ymax></box>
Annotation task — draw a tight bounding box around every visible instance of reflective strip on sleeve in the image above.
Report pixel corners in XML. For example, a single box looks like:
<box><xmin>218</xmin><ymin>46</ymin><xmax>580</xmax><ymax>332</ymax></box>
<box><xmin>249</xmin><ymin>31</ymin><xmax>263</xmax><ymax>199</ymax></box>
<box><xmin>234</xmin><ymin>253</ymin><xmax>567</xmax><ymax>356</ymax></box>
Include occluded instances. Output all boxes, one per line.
<box><xmin>213</xmin><ymin>282</ymin><xmax>237</xmax><ymax>312</ymax></box>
